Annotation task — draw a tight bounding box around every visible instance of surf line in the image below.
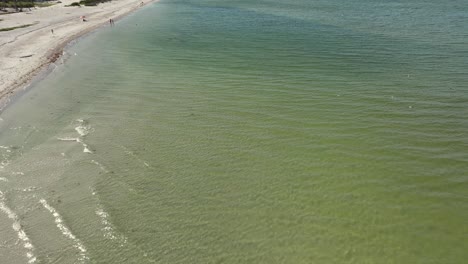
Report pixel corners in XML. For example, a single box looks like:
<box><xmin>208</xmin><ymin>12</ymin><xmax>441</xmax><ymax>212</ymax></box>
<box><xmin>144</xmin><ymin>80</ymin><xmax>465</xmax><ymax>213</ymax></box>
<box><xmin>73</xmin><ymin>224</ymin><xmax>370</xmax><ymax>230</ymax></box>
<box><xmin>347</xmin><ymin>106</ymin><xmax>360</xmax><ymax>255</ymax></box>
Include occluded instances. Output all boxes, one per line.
<box><xmin>39</xmin><ymin>199</ymin><xmax>89</xmax><ymax>263</ymax></box>
<box><xmin>0</xmin><ymin>191</ymin><xmax>37</xmax><ymax>264</ymax></box>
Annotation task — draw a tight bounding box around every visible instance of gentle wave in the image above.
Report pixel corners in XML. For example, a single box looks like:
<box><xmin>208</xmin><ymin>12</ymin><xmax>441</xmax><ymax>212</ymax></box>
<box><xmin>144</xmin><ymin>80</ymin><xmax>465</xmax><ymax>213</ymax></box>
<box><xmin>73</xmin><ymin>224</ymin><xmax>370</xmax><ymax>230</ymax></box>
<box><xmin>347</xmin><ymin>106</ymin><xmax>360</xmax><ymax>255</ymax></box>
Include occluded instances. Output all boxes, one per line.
<box><xmin>91</xmin><ymin>159</ymin><xmax>109</xmax><ymax>173</ymax></box>
<box><xmin>57</xmin><ymin>137</ymin><xmax>92</xmax><ymax>154</ymax></box>
<box><xmin>56</xmin><ymin>118</ymin><xmax>93</xmax><ymax>153</ymax></box>
<box><xmin>75</xmin><ymin>118</ymin><xmax>92</xmax><ymax>137</ymax></box>
<box><xmin>39</xmin><ymin>199</ymin><xmax>89</xmax><ymax>263</ymax></box>
<box><xmin>0</xmin><ymin>191</ymin><xmax>37</xmax><ymax>264</ymax></box>
<box><xmin>115</xmin><ymin>144</ymin><xmax>151</xmax><ymax>168</ymax></box>
<box><xmin>95</xmin><ymin>206</ymin><xmax>128</xmax><ymax>245</ymax></box>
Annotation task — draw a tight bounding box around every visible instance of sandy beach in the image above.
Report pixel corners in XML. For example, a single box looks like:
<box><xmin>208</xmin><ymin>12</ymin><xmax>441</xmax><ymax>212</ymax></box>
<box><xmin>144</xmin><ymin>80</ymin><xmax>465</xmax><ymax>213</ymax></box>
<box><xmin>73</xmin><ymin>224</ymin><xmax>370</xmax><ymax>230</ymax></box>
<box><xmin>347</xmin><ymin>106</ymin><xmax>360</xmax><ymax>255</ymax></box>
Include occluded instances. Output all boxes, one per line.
<box><xmin>0</xmin><ymin>0</ymin><xmax>155</xmax><ymax>109</ymax></box>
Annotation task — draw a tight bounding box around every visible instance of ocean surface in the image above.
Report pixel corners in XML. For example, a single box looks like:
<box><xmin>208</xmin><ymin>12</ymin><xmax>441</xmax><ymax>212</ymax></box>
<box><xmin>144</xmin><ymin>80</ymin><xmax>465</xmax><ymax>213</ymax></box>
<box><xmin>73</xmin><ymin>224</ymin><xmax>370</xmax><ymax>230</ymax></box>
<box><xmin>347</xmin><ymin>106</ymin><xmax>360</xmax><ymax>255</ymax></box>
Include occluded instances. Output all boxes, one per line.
<box><xmin>1</xmin><ymin>0</ymin><xmax>468</xmax><ymax>263</ymax></box>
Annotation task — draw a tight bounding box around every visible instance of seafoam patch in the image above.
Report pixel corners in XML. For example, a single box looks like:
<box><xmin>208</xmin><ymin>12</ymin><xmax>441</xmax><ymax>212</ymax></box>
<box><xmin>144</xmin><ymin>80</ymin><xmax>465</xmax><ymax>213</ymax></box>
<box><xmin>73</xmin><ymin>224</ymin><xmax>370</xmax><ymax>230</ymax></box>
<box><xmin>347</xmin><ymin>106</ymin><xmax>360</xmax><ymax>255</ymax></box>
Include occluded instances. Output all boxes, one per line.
<box><xmin>56</xmin><ymin>118</ymin><xmax>94</xmax><ymax>154</ymax></box>
<box><xmin>75</xmin><ymin>126</ymin><xmax>89</xmax><ymax>137</ymax></box>
<box><xmin>80</xmin><ymin>139</ymin><xmax>93</xmax><ymax>154</ymax></box>
<box><xmin>75</xmin><ymin>119</ymin><xmax>92</xmax><ymax>137</ymax></box>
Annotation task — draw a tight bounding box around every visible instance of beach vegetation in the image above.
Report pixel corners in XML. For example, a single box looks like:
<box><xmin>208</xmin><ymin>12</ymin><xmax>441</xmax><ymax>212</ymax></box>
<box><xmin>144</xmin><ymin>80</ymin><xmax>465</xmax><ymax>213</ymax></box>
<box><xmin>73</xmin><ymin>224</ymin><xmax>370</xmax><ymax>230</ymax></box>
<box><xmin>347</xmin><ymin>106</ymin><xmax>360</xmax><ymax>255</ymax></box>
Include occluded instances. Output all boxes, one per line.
<box><xmin>67</xmin><ymin>1</ymin><xmax>80</xmax><ymax>6</ymax></box>
<box><xmin>64</xmin><ymin>0</ymin><xmax>111</xmax><ymax>7</ymax></box>
<box><xmin>78</xmin><ymin>0</ymin><xmax>112</xmax><ymax>6</ymax></box>
<box><xmin>0</xmin><ymin>1</ymin><xmax>58</xmax><ymax>12</ymax></box>
<box><xmin>0</xmin><ymin>23</ymin><xmax>35</xmax><ymax>31</ymax></box>
<box><xmin>35</xmin><ymin>2</ymin><xmax>58</xmax><ymax>7</ymax></box>
<box><xmin>0</xmin><ymin>2</ymin><xmax>35</xmax><ymax>10</ymax></box>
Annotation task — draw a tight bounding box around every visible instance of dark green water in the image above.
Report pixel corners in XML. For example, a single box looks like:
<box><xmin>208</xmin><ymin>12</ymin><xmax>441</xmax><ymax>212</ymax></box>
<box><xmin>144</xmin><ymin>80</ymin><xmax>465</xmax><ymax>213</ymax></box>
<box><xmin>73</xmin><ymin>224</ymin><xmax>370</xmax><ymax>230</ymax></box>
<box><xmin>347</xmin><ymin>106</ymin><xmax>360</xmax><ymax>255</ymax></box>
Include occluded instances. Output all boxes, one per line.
<box><xmin>1</xmin><ymin>0</ymin><xmax>467</xmax><ymax>263</ymax></box>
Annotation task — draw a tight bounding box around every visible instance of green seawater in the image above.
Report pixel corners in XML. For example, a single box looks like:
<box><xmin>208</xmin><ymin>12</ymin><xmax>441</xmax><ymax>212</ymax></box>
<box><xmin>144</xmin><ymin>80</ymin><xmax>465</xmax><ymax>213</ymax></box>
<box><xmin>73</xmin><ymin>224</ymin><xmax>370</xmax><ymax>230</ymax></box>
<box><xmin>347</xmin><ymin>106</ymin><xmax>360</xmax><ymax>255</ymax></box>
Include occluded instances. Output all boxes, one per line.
<box><xmin>1</xmin><ymin>0</ymin><xmax>467</xmax><ymax>263</ymax></box>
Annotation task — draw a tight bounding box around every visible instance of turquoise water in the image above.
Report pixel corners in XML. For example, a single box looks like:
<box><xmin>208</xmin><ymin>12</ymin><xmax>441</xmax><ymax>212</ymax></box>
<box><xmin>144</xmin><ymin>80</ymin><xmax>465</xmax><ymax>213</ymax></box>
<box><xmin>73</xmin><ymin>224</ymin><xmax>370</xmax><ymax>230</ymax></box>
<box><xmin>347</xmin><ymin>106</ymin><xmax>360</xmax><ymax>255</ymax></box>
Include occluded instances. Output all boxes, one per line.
<box><xmin>1</xmin><ymin>0</ymin><xmax>468</xmax><ymax>263</ymax></box>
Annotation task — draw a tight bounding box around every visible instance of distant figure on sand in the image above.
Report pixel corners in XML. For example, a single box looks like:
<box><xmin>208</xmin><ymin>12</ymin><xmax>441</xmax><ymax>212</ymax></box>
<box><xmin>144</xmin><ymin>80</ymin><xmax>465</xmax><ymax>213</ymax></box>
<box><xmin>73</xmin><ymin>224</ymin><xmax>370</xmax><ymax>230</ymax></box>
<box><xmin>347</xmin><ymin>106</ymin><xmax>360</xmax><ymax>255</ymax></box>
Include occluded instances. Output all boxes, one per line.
<box><xmin>51</xmin><ymin>29</ymin><xmax>54</xmax><ymax>34</ymax></box>
<box><xmin>109</xmin><ymin>18</ymin><xmax>115</xmax><ymax>26</ymax></box>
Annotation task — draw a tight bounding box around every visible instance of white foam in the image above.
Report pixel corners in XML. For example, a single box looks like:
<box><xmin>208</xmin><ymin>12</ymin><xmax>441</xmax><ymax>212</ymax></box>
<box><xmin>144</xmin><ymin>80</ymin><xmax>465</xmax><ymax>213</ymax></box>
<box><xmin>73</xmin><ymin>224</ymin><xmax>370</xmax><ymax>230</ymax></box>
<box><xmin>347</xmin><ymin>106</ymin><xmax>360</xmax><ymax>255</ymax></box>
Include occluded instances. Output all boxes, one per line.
<box><xmin>75</xmin><ymin>119</ymin><xmax>92</xmax><ymax>135</ymax></box>
<box><xmin>56</xmin><ymin>119</ymin><xmax>94</xmax><ymax>154</ymax></box>
<box><xmin>95</xmin><ymin>206</ymin><xmax>127</xmax><ymax>245</ymax></box>
<box><xmin>57</xmin><ymin>137</ymin><xmax>93</xmax><ymax>154</ymax></box>
<box><xmin>22</xmin><ymin>187</ymin><xmax>37</xmax><ymax>192</ymax></box>
<box><xmin>0</xmin><ymin>177</ymin><xmax>8</xmax><ymax>182</ymax></box>
<box><xmin>75</xmin><ymin>126</ymin><xmax>90</xmax><ymax>137</ymax></box>
<box><xmin>12</xmin><ymin>171</ymin><xmax>25</xmax><ymax>176</ymax></box>
<box><xmin>95</xmin><ymin>209</ymin><xmax>115</xmax><ymax>239</ymax></box>
<box><xmin>83</xmin><ymin>146</ymin><xmax>93</xmax><ymax>154</ymax></box>
<box><xmin>97</xmin><ymin>209</ymin><xmax>125</xmax><ymax>242</ymax></box>
<box><xmin>0</xmin><ymin>159</ymin><xmax>10</xmax><ymax>169</ymax></box>
<box><xmin>58</xmin><ymin>137</ymin><xmax>80</xmax><ymax>142</ymax></box>
<box><xmin>39</xmin><ymin>199</ymin><xmax>89</xmax><ymax>263</ymax></box>
<box><xmin>0</xmin><ymin>191</ymin><xmax>37</xmax><ymax>263</ymax></box>
<box><xmin>75</xmin><ymin>138</ymin><xmax>91</xmax><ymax>153</ymax></box>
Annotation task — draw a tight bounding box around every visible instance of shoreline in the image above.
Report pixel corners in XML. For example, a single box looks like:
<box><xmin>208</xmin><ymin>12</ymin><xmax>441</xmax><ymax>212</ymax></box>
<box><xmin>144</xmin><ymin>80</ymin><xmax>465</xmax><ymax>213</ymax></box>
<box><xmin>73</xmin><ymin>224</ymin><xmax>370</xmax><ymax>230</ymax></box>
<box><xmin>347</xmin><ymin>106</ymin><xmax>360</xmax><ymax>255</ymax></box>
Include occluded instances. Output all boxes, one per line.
<box><xmin>0</xmin><ymin>0</ymin><xmax>157</xmax><ymax>112</ymax></box>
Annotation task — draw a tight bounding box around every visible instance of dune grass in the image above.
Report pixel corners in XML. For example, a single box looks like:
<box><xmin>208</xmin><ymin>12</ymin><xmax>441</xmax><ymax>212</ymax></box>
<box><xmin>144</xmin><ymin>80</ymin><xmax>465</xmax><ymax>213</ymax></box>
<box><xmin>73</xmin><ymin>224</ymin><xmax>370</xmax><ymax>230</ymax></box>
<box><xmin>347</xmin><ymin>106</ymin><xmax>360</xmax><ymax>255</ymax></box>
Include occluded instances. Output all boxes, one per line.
<box><xmin>0</xmin><ymin>1</ymin><xmax>57</xmax><ymax>9</ymax></box>
<box><xmin>35</xmin><ymin>2</ymin><xmax>58</xmax><ymax>7</ymax></box>
<box><xmin>0</xmin><ymin>2</ymin><xmax>34</xmax><ymax>9</ymax></box>
<box><xmin>0</xmin><ymin>23</ymin><xmax>35</xmax><ymax>32</ymax></box>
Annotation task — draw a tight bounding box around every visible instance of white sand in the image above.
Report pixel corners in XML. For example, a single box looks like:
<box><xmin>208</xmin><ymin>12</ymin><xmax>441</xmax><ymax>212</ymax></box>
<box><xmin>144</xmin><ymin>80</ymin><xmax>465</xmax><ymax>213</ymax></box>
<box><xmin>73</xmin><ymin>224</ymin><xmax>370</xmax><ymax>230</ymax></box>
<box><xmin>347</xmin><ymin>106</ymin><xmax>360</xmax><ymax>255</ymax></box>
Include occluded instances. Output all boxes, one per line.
<box><xmin>0</xmin><ymin>0</ymin><xmax>156</xmax><ymax>106</ymax></box>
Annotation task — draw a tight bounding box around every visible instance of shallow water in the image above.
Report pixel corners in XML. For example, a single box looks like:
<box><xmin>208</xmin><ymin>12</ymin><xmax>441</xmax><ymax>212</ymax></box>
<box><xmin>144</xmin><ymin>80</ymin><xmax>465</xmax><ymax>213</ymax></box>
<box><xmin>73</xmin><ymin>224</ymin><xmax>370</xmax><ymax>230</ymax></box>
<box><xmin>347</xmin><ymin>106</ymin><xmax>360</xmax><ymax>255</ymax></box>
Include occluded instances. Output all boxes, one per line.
<box><xmin>0</xmin><ymin>0</ymin><xmax>467</xmax><ymax>263</ymax></box>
